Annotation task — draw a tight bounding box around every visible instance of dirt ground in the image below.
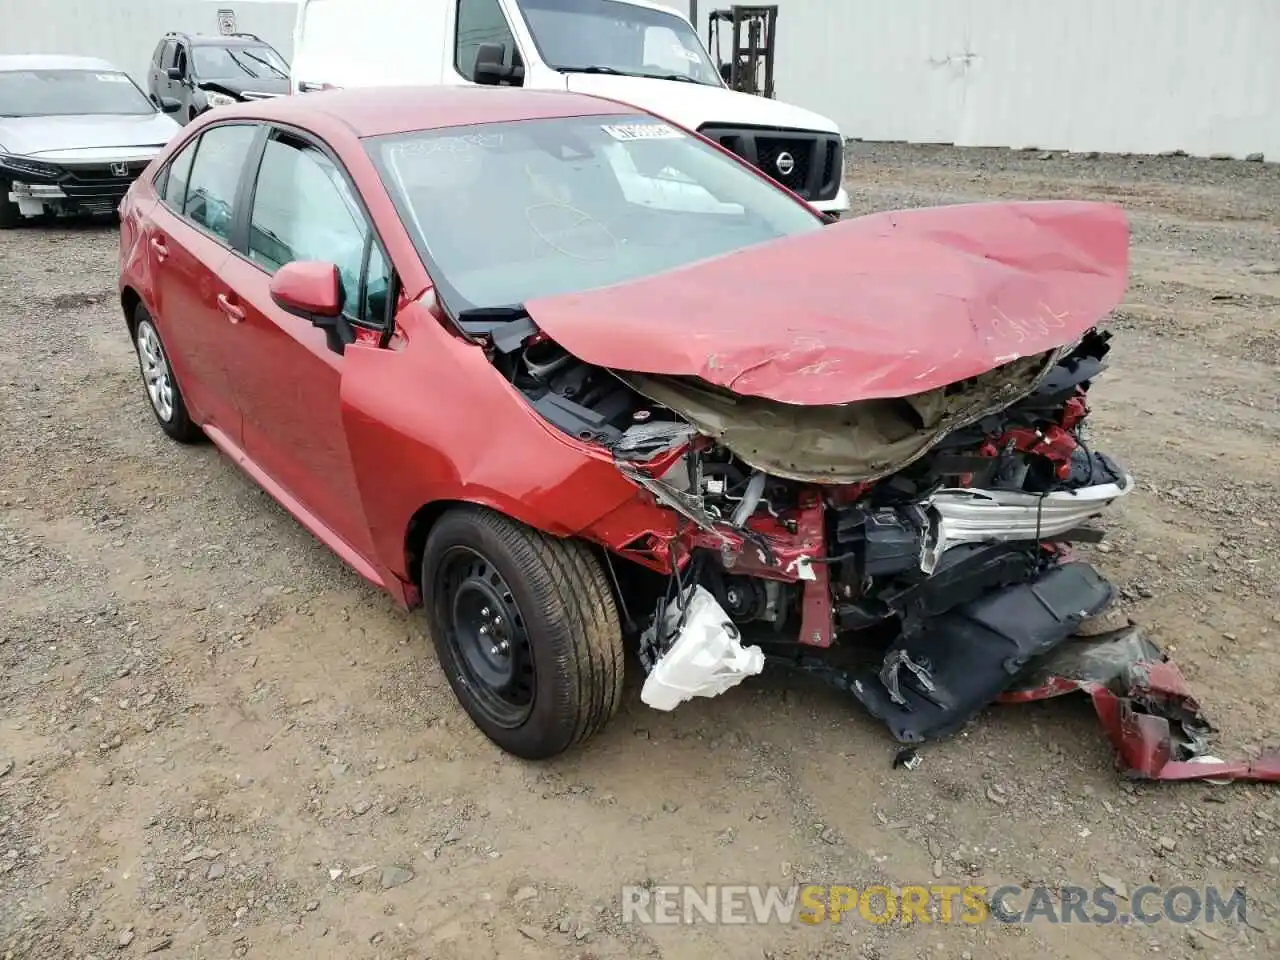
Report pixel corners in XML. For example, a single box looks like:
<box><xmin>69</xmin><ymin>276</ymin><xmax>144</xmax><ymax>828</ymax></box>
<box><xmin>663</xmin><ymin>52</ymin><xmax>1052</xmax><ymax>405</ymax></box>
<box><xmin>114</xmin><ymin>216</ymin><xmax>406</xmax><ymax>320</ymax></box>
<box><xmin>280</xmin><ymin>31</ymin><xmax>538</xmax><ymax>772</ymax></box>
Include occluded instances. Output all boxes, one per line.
<box><xmin>2</xmin><ymin>145</ymin><xmax>1279</xmax><ymax>960</ymax></box>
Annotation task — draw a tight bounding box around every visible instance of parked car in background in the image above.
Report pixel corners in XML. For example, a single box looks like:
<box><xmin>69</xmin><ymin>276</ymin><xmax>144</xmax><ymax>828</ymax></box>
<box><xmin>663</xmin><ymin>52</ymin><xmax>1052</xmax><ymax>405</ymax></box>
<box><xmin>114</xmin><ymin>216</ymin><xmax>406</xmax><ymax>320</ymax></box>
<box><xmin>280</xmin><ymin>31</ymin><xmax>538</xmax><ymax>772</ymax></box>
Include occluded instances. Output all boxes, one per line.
<box><xmin>290</xmin><ymin>0</ymin><xmax>851</xmax><ymax>219</ymax></box>
<box><xmin>147</xmin><ymin>31</ymin><xmax>290</xmax><ymax>125</ymax></box>
<box><xmin>117</xmin><ymin>86</ymin><xmax>1131</xmax><ymax>761</ymax></box>
<box><xmin>0</xmin><ymin>55</ymin><xmax>182</xmax><ymax>227</ymax></box>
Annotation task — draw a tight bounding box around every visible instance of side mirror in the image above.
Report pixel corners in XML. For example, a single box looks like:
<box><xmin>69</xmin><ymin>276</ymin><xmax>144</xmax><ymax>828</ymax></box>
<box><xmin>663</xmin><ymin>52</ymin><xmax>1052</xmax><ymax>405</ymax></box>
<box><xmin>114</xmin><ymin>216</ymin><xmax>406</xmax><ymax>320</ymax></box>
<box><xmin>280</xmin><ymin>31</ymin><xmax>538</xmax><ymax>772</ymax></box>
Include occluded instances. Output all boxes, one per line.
<box><xmin>269</xmin><ymin>261</ymin><xmax>354</xmax><ymax>354</ymax></box>
<box><xmin>473</xmin><ymin>42</ymin><xmax>524</xmax><ymax>86</ymax></box>
<box><xmin>159</xmin><ymin>97</ymin><xmax>183</xmax><ymax>114</ymax></box>
<box><xmin>166</xmin><ymin>66</ymin><xmax>184</xmax><ymax>81</ymax></box>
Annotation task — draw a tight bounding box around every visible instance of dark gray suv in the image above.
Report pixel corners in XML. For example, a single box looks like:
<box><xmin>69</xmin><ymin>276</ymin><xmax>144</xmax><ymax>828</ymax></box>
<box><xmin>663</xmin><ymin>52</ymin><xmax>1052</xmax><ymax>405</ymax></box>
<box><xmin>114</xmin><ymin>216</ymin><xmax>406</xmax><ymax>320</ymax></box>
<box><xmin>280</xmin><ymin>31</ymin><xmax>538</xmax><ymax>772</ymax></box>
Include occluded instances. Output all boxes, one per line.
<box><xmin>146</xmin><ymin>32</ymin><xmax>290</xmax><ymax>125</ymax></box>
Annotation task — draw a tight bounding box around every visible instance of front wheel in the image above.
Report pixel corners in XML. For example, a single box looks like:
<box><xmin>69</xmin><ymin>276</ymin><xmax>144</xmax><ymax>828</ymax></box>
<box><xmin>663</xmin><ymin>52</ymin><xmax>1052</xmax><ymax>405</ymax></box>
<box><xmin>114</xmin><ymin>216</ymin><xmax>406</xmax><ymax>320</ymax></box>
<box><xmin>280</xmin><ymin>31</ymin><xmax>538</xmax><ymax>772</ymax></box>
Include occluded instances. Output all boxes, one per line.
<box><xmin>422</xmin><ymin>508</ymin><xmax>624</xmax><ymax>759</ymax></box>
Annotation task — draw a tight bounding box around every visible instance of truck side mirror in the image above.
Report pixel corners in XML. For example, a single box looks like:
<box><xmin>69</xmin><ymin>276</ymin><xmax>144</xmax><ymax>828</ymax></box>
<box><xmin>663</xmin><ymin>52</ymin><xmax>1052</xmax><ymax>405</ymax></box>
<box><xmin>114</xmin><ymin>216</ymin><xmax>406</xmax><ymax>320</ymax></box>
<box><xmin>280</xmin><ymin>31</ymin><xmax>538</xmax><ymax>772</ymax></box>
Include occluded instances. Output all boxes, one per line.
<box><xmin>166</xmin><ymin>66</ymin><xmax>184</xmax><ymax>81</ymax></box>
<box><xmin>473</xmin><ymin>42</ymin><xmax>524</xmax><ymax>86</ymax></box>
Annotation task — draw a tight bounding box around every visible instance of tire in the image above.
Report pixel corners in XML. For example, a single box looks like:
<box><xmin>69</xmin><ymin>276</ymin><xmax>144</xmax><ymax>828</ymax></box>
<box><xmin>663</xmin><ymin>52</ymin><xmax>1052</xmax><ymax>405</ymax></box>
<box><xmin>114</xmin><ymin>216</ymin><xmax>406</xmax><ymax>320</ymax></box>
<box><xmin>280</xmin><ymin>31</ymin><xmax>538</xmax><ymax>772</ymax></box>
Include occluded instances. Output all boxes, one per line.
<box><xmin>132</xmin><ymin>305</ymin><xmax>202</xmax><ymax>443</ymax></box>
<box><xmin>0</xmin><ymin>179</ymin><xmax>20</xmax><ymax>230</ymax></box>
<box><xmin>422</xmin><ymin>507</ymin><xmax>624</xmax><ymax>760</ymax></box>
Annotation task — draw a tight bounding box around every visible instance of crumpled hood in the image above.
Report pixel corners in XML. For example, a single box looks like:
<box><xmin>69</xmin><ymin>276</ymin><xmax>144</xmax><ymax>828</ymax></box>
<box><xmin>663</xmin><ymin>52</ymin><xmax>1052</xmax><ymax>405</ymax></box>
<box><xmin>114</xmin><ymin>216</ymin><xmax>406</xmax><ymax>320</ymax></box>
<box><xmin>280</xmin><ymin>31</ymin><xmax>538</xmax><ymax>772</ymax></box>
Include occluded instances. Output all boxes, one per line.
<box><xmin>562</xmin><ymin>72</ymin><xmax>838</xmax><ymax>135</ymax></box>
<box><xmin>524</xmin><ymin>200</ymin><xmax>1130</xmax><ymax>406</ymax></box>
<box><xmin>0</xmin><ymin>112</ymin><xmax>179</xmax><ymax>157</ymax></box>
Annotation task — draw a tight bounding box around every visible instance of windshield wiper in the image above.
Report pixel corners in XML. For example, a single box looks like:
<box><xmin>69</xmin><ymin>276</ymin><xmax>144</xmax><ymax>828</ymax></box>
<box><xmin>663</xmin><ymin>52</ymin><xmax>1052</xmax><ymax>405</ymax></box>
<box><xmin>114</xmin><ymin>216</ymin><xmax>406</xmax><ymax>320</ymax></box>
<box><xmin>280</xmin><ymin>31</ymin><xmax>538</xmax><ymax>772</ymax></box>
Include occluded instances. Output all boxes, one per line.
<box><xmin>224</xmin><ymin>49</ymin><xmax>259</xmax><ymax>78</ymax></box>
<box><xmin>239</xmin><ymin>49</ymin><xmax>288</xmax><ymax>79</ymax></box>
<box><xmin>558</xmin><ymin>65</ymin><xmax>630</xmax><ymax>76</ymax></box>
<box><xmin>558</xmin><ymin>65</ymin><xmax>710</xmax><ymax>85</ymax></box>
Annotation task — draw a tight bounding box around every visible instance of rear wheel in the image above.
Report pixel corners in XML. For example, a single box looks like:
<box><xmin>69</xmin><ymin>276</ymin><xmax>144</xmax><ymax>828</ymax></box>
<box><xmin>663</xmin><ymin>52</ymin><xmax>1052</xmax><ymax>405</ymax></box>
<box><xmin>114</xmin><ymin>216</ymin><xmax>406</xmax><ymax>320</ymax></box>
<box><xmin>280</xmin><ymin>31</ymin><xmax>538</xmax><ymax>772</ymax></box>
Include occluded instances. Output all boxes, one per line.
<box><xmin>422</xmin><ymin>507</ymin><xmax>624</xmax><ymax>759</ymax></box>
<box><xmin>0</xmin><ymin>179</ymin><xmax>20</xmax><ymax>229</ymax></box>
<box><xmin>132</xmin><ymin>305</ymin><xmax>201</xmax><ymax>443</ymax></box>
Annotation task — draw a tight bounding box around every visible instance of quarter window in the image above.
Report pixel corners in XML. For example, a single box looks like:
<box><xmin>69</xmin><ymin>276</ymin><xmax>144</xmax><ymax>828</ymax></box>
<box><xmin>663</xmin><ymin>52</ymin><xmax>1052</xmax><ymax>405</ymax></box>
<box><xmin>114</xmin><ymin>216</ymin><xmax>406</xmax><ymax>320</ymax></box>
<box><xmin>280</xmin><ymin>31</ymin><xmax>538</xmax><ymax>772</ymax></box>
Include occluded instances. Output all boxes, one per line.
<box><xmin>455</xmin><ymin>0</ymin><xmax>519</xmax><ymax>83</ymax></box>
<box><xmin>182</xmin><ymin>124</ymin><xmax>258</xmax><ymax>240</ymax></box>
<box><xmin>362</xmin><ymin>242</ymin><xmax>392</xmax><ymax>326</ymax></box>
<box><xmin>248</xmin><ymin>133</ymin><xmax>389</xmax><ymax>326</ymax></box>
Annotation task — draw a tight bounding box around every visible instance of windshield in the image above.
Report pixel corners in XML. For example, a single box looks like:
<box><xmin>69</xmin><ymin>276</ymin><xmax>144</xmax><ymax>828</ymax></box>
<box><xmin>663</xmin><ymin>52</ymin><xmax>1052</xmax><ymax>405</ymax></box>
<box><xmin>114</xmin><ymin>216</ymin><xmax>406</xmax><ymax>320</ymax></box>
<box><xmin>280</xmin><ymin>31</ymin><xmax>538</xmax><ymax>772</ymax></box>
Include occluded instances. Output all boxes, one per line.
<box><xmin>0</xmin><ymin>69</ymin><xmax>155</xmax><ymax>117</ymax></box>
<box><xmin>370</xmin><ymin>114</ymin><xmax>822</xmax><ymax>313</ymax></box>
<box><xmin>193</xmin><ymin>45</ymin><xmax>289</xmax><ymax>81</ymax></box>
<box><xmin>518</xmin><ymin>0</ymin><xmax>722</xmax><ymax>86</ymax></box>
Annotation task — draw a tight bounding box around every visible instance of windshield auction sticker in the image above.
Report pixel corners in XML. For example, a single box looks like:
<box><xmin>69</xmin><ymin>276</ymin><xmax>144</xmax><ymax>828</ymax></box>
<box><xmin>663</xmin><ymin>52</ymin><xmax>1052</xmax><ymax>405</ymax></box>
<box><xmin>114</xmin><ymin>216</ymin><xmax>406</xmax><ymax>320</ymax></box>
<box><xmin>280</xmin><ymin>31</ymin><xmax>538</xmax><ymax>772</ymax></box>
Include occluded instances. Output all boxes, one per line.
<box><xmin>601</xmin><ymin>123</ymin><xmax>682</xmax><ymax>142</ymax></box>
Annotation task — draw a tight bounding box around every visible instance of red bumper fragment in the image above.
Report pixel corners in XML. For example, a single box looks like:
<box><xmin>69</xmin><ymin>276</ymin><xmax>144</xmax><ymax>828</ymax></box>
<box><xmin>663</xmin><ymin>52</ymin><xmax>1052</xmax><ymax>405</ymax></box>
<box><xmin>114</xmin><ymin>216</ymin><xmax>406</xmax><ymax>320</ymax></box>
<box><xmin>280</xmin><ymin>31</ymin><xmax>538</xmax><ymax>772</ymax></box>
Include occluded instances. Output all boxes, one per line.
<box><xmin>1001</xmin><ymin>627</ymin><xmax>1280</xmax><ymax>783</ymax></box>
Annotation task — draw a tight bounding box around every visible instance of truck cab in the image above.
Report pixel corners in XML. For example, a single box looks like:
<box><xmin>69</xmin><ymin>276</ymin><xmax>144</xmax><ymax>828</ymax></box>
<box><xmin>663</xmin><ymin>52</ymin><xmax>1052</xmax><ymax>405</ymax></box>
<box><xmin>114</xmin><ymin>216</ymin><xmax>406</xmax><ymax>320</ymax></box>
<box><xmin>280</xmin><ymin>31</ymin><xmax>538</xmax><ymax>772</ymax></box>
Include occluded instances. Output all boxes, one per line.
<box><xmin>290</xmin><ymin>0</ymin><xmax>849</xmax><ymax>217</ymax></box>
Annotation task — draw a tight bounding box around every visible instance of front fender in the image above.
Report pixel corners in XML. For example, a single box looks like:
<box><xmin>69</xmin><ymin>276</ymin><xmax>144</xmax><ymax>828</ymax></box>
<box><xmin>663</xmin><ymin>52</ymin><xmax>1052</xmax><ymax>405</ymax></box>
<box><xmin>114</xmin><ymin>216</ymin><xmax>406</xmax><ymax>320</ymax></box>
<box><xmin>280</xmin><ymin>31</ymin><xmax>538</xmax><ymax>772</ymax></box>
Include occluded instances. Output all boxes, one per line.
<box><xmin>339</xmin><ymin>304</ymin><xmax>665</xmax><ymax>587</ymax></box>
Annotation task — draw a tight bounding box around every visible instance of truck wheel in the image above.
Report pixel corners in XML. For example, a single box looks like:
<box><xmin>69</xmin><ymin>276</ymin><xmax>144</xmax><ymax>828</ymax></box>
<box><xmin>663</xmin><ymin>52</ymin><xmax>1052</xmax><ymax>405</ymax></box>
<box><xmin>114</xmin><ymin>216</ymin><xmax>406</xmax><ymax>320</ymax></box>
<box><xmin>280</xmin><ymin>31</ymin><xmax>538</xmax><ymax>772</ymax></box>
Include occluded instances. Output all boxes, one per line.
<box><xmin>0</xmin><ymin>179</ymin><xmax>20</xmax><ymax>229</ymax></box>
<box><xmin>422</xmin><ymin>507</ymin><xmax>624</xmax><ymax>759</ymax></box>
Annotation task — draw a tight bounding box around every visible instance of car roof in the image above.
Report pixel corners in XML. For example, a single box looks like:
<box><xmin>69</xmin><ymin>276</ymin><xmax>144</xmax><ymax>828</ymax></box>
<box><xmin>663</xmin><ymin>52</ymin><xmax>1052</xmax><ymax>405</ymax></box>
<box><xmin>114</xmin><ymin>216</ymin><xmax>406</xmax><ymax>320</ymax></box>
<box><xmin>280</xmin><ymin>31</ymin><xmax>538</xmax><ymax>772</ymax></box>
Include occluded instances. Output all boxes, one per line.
<box><xmin>166</xmin><ymin>33</ymin><xmax>273</xmax><ymax>47</ymax></box>
<box><xmin>223</xmin><ymin>86</ymin><xmax>647</xmax><ymax>139</ymax></box>
<box><xmin>0</xmin><ymin>54</ymin><xmax>121</xmax><ymax>72</ymax></box>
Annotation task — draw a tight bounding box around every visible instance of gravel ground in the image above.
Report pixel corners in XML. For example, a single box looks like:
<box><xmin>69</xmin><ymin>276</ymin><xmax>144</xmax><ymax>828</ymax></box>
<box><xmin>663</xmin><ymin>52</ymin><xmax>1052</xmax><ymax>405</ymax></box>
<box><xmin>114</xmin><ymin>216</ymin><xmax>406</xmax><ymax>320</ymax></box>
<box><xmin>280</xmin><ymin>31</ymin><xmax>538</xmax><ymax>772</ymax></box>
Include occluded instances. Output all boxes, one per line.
<box><xmin>1</xmin><ymin>145</ymin><xmax>1279</xmax><ymax>960</ymax></box>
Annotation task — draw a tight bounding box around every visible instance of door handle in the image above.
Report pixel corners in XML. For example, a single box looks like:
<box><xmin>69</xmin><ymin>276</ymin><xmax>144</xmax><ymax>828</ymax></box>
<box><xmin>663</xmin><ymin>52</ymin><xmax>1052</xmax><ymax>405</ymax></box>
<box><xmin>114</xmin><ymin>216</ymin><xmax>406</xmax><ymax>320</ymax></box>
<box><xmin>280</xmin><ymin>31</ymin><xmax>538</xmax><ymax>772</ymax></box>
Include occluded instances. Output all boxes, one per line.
<box><xmin>150</xmin><ymin>236</ymin><xmax>168</xmax><ymax>261</ymax></box>
<box><xmin>216</xmin><ymin>293</ymin><xmax>245</xmax><ymax>323</ymax></box>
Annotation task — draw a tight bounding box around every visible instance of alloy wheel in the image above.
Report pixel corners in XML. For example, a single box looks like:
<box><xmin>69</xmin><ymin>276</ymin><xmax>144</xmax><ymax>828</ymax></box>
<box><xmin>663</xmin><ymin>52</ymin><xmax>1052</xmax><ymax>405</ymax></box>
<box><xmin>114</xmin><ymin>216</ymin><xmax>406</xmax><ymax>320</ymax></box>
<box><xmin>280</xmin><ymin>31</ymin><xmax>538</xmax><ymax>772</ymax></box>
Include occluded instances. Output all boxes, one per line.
<box><xmin>136</xmin><ymin>320</ymin><xmax>175</xmax><ymax>423</ymax></box>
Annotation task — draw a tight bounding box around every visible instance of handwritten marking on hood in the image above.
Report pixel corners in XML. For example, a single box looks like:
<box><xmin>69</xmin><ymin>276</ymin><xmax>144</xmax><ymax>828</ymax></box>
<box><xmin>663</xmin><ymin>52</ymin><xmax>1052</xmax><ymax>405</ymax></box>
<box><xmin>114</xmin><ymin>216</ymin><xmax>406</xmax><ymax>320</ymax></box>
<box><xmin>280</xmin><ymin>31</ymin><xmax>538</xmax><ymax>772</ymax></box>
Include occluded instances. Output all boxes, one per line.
<box><xmin>992</xmin><ymin>304</ymin><xmax>1074</xmax><ymax>344</ymax></box>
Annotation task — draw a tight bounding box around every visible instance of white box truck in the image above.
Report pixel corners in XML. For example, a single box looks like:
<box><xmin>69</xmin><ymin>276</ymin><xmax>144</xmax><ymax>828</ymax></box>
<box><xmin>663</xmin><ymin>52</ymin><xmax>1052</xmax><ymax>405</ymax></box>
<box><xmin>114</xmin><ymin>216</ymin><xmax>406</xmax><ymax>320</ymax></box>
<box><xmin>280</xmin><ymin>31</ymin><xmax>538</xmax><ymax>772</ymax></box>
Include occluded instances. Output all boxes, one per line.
<box><xmin>290</xmin><ymin>0</ymin><xmax>850</xmax><ymax>217</ymax></box>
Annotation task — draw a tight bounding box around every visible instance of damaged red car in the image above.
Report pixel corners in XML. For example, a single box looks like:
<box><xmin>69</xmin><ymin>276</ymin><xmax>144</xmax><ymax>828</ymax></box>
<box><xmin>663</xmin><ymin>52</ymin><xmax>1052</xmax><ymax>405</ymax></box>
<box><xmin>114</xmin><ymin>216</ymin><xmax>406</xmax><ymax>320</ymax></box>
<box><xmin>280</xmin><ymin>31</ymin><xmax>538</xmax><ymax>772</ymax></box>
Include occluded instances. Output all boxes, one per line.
<box><xmin>117</xmin><ymin>86</ymin><xmax>1146</xmax><ymax>761</ymax></box>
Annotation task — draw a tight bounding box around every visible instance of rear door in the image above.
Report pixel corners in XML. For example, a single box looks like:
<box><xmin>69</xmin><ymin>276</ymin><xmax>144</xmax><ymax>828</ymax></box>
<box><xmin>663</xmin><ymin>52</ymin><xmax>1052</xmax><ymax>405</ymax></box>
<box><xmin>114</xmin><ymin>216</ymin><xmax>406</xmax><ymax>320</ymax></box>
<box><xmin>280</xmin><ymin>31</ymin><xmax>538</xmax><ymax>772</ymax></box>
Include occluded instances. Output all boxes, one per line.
<box><xmin>145</xmin><ymin>122</ymin><xmax>262</xmax><ymax>439</ymax></box>
<box><xmin>217</xmin><ymin>126</ymin><xmax>395</xmax><ymax>560</ymax></box>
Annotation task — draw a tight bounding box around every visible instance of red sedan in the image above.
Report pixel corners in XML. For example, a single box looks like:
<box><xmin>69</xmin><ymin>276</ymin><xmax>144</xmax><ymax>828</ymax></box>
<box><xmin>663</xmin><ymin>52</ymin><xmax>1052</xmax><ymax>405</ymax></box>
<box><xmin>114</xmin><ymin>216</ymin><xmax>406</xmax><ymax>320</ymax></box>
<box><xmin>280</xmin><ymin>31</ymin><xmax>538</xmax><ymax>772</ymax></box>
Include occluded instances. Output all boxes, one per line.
<box><xmin>118</xmin><ymin>86</ymin><xmax>1134</xmax><ymax>760</ymax></box>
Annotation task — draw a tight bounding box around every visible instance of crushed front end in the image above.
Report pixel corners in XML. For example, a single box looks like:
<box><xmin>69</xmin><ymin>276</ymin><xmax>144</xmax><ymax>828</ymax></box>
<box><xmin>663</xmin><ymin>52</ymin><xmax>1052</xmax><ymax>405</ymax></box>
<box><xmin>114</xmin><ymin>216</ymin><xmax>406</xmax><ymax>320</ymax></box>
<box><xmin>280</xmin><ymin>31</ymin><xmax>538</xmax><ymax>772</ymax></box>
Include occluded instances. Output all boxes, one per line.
<box><xmin>457</xmin><ymin>199</ymin><xmax>1279</xmax><ymax>777</ymax></box>
<box><xmin>603</xmin><ymin>328</ymin><xmax>1133</xmax><ymax>741</ymax></box>
<box><xmin>468</xmin><ymin>309</ymin><xmax>1135</xmax><ymax>745</ymax></box>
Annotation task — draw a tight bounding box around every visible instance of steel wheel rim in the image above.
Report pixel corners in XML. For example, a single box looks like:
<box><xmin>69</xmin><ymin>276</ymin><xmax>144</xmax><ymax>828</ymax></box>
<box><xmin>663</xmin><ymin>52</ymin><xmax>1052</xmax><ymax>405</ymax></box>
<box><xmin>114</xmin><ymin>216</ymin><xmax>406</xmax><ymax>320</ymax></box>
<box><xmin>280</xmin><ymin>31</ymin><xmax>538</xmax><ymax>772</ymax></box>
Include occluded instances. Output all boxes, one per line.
<box><xmin>434</xmin><ymin>546</ymin><xmax>535</xmax><ymax>728</ymax></box>
<box><xmin>136</xmin><ymin>320</ymin><xmax>174</xmax><ymax>422</ymax></box>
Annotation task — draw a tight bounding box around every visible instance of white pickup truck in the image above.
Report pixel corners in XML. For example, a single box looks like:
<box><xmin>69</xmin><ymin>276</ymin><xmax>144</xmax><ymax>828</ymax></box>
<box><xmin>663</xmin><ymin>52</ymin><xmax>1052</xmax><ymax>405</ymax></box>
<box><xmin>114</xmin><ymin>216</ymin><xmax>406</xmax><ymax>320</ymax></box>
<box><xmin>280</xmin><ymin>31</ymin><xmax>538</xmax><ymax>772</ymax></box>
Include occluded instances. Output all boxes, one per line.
<box><xmin>290</xmin><ymin>0</ymin><xmax>850</xmax><ymax>218</ymax></box>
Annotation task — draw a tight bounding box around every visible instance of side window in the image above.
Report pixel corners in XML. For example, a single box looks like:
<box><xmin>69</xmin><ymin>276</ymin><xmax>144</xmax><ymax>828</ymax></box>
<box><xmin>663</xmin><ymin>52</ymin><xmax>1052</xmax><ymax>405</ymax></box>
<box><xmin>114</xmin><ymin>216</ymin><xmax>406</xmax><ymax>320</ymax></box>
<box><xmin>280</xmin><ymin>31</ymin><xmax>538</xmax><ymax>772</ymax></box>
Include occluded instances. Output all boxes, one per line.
<box><xmin>176</xmin><ymin>45</ymin><xmax>188</xmax><ymax>76</ymax></box>
<box><xmin>248</xmin><ymin>134</ymin><xmax>387</xmax><ymax>325</ymax></box>
<box><xmin>161</xmin><ymin>137</ymin><xmax>198</xmax><ymax>210</ymax></box>
<box><xmin>455</xmin><ymin>0</ymin><xmax>518</xmax><ymax>82</ymax></box>
<box><xmin>183</xmin><ymin>124</ymin><xmax>258</xmax><ymax>240</ymax></box>
<box><xmin>164</xmin><ymin>41</ymin><xmax>179</xmax><ymax>68</ymax></box>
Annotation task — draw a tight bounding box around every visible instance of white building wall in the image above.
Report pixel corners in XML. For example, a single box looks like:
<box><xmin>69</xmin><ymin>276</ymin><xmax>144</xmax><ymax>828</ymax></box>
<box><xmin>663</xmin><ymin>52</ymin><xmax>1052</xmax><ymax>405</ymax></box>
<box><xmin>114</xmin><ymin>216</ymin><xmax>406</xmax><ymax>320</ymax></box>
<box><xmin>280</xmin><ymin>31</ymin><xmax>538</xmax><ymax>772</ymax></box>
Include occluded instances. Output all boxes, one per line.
<box><xmin>684</xmin><ymin>0</ymin><xmax>1278</xmax><ymax>160</ymax></box>
<box><xmin>0</xmin><ymin>0</ymin><xmax>297</xmax><ymax>85</ymax></box>
<box><xmin>5</xmin><ymin>0</ymin><xmax>1274</xmax><ymax>159</ymax></box>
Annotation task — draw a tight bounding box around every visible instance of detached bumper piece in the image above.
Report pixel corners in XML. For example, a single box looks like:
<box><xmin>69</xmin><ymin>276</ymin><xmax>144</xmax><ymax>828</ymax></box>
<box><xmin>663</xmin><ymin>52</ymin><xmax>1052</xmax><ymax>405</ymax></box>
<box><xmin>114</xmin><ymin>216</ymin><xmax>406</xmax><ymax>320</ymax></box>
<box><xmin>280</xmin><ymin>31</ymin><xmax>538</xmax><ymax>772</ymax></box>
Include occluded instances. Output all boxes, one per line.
<box><xmin>847</xmin><ymin>561</ymin><xmax>1113</xmax><ymax>742</ymax></box>
<box><xmin>1001</xmin><ymin>627</ymin><xmax>1280</xmax><ymax>783</ymax></box>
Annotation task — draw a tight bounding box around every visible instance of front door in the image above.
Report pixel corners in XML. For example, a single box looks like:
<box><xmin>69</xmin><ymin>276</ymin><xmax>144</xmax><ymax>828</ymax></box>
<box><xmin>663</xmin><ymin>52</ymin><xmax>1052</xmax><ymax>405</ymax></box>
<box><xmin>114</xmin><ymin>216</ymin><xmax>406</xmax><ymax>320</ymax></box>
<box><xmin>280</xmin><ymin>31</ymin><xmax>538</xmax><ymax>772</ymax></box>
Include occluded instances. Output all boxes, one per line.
<box><xmin>217</xmin><ymin>128</ymin><xmax>394</xmax><ymax>562</ymax></box>
<box><xmin>145</xmin><ymin>122</ymin><xmax>261</xmax><ymax>439</ymax></box>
